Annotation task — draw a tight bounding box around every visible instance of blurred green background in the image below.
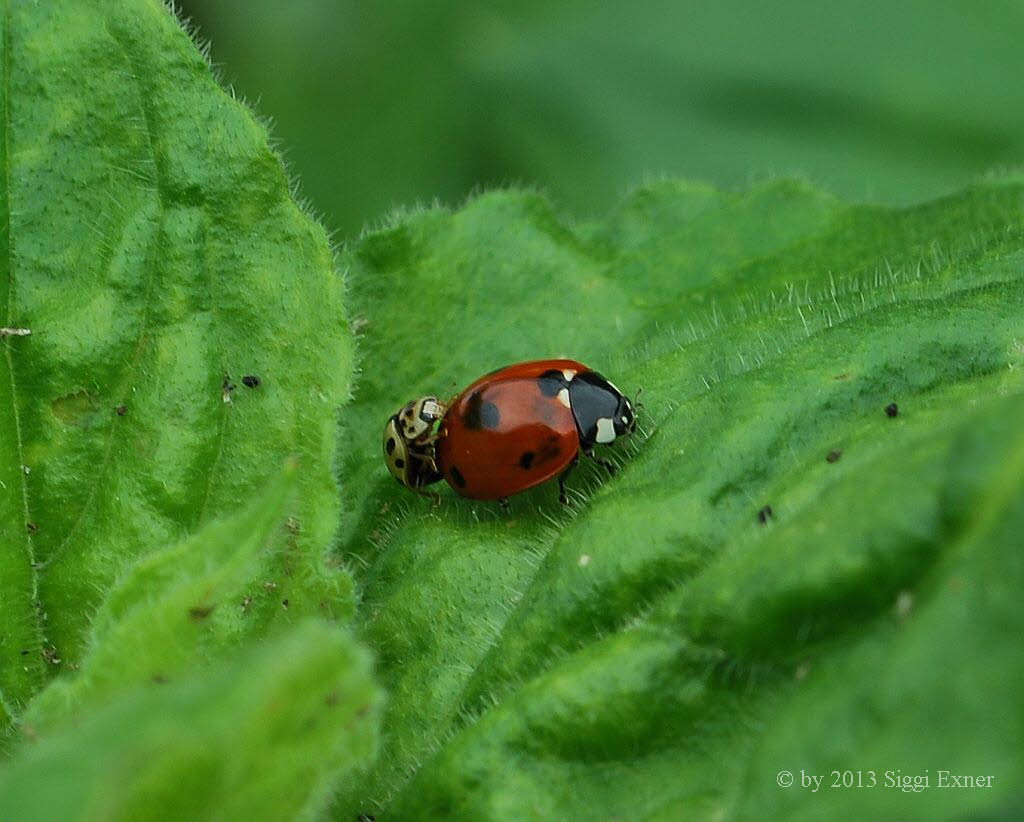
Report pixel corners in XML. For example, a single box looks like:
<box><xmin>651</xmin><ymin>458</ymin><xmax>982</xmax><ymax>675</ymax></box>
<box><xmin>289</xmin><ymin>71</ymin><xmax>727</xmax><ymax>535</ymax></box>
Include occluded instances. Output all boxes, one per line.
<box><xmin>178</xmin><ymin>0</ymin><xmax>1024</xmax><ymax>239</ymax></box>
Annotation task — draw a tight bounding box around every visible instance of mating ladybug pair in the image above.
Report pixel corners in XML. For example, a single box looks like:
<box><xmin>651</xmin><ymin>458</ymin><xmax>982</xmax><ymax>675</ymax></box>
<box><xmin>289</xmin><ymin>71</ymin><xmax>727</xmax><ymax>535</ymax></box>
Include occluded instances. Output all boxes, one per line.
<box><xmin>384</xmin><ymin>359</ymin><xmax>637</xmax><ymax>503</ymax></box>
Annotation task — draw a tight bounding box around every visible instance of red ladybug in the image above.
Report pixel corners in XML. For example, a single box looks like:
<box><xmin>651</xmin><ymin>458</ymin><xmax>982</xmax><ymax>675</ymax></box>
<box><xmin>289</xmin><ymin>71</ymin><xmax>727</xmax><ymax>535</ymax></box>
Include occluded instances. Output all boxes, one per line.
<box><xmin>383</xmin><ymin>359</ymin><xmax>636</xmax><ymax>503</ymax></box>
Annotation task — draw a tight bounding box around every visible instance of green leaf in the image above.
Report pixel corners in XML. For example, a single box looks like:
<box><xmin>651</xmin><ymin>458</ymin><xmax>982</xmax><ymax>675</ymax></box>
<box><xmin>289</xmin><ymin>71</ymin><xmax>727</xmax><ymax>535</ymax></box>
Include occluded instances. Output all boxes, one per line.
<box><xmin>21</xmin><ymin>463</ymin><xmax>309</xmax><ymax>731</ymax></box>
<box><xmin>0</xmin><ymin>0</ymin><xmax>353</xmax><ymax>714</ymax></box>
<box><xmin>0</xmin><ymin>620</ymin><xmax>381</xmax><ymax>822</ymax></box>
<box><xmin>334</xmin><ymin>178</ymin><xmax>1024</xmax><ymax>819</ymax></box>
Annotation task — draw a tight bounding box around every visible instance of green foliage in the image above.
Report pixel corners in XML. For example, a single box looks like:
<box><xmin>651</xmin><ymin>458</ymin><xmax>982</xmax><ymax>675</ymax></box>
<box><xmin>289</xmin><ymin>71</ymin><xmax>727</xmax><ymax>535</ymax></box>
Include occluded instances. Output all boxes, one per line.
<box><xmin>0</xmin><ymin>619</ymin><xmax>380</xmax><ymax>821</ymax></box>
<box><xmin>334</xmin><ymin>178</ymin><xmax>1024</xmax><ymax>819</ymax></box>
<box><xmin>22</xmin><ymin>464</ymin><xmax>310</xmax><ymax>731</ymax></box>
<box><xmin>183</xmin><ymin>0</ymin><xmax>1024</xmax><ymax>234</ymax></box>
<box><xmin>0</xmin><ymin>0</ymin><xmax>353</xmax><ymax>716</ymax></box>
<box><xmin>3</xmin><ymin>1</ymin><xmax>1023</xmax><ymax>820</ymax></box>
<box><xmin>0</xmin><ymin>0</ymin><xmax>377</xmax><ymax>817</ymax></box>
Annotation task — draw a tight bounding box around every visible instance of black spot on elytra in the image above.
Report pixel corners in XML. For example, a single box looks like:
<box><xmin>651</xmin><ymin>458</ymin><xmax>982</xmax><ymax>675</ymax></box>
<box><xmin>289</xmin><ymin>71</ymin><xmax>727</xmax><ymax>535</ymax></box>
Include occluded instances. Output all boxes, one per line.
<box><xmin>450</xmin><ymin>465</ymin><xmax>466</xmax><ymax>488</ymax></box>
<box><xmin>386</xmin><ymin>437</ymin><xmax>396</xmax><ymax>454</ymax></box>
<box><xmin>394</xmin><ymin>458</ymin><xmax>405</xmax><ymax>469</ymax></box>
<box><xmin>537</xmin><ymin>369</ymin><xmax>569</xmax><ymax>397</ymax></box>
<box><xmin>481</xmin><ymin>402</ymin><xmax>500</xmax><ymax>428</ymax></box>
<box><xmin>519</xmin><ymin>451</ymin><xmax>535</xmax><ymax>469</ymax></box>
<box><xmin>464</xmin><ymin>391</ymin><xmax>500</xmax><ymax>429</ymax></box>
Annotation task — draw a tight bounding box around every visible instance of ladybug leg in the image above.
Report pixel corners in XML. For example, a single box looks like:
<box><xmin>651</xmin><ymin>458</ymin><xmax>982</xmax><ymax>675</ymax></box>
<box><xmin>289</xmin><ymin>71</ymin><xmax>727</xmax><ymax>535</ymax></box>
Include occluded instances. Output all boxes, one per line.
<box><xmin>583</xmin><ymin>448</ymin><xmax>617</xmax><ymax>476</ymax></box>
<box><xmin>412</xmin><ymin>486</ymin><xmax>441</xmax><ymax>506</ymax></box>
<box><xmin>558</xmin><ymin>456</ymin><xmax>579</xmax><ymax>505</ymax></box>
<box><xmin>417</xmin><ymin>430</ymin><xmax>444</xmax><ymax>447</ymax></box>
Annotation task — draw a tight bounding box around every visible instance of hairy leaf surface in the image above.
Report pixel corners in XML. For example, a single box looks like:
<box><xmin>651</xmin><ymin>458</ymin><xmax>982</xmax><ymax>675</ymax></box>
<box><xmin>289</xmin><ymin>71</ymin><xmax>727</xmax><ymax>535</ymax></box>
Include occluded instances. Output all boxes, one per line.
<box><xmin>0</xmin><ymin>0</ymin><xmax>353</xmax><ymax>716</ymax></box>
<box><xmin>0</xmin><ymin>620</ymin><xmax>380</xmax><ymax>821</ymax></box>
<box><xmin>23</xmin><ymin>465</ymin><xmax>312</xmax><ymax>730</ymax></box>
<box><xmin>335</xmin><ymin>178</ymin><xmax>1024</xmax><ymax>819</ymax></box>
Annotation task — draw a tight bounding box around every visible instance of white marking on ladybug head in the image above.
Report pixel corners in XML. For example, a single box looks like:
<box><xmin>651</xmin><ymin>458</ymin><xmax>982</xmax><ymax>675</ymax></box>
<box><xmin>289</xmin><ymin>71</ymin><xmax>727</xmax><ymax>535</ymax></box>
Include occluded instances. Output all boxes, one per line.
<box><xmin>557</xmin><ymin>387</ymin><xmax>571</xmax><ymax>408</ymax></box>
<box><xmin>396</xmin><ymin>395</ymin><xmax>447</xmax><ymax>443</ymax></box>
<box><xmin>615</xmin><ymin>398</ymin><xmax>636</xmax><ymax>436</ymax></box>
<box><xmin>562</xmin><ymin>369</ymin><xmax>576</xmax><ymax>381</ymax></box>
<box><xmin>595</xmin><ymin>417</ymin><xmax>616</xmax><ymax>443</ymax></box>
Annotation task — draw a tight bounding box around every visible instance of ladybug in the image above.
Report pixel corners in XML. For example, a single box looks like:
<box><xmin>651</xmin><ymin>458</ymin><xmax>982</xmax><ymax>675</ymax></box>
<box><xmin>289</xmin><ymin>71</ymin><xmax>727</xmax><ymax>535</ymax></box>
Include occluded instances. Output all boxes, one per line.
<box><xmin>382</xmin><ymin>395</ymin><xmax>446</xmax><ymax>491</ymax></box>
<box><xmin>383</xmin><ymin>359</ymin><xmax>636</xmax><ymax>503</ymax></box>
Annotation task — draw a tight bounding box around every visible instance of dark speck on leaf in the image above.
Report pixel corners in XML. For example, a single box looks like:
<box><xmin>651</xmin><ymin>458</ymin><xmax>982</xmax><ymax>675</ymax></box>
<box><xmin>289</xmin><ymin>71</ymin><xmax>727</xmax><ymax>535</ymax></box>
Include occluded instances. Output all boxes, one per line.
<box><xmin>757</xmin><ymin>505</ymin><xmax>773</xmax><ymax>524</ymax></box>
<box><xmin>242</xmin><ymin>375</ymin><xmax>261</xmax><ymax>388</ymax></box>
<box><xmin>358</xmin><ymin>815</ymin><xmax>376</xmax><ymax>822</ymax></box>
<box><xmin>885</xmin><ymin>402</ymin><xmax>899</xmax><ymax>418</ymax></box>
<box><xmin>26</xmin><ymin>522</ymin><xmax>37</xmax><ymax>534</ymax></box>
<box><xmin>115</xmin><ymin>404</ymin><xmax>127</xmax><ymax>416</ymax></box>
<box><xmin>826</xmin><ymin>449</ymin><xmax>842</xmax><ymax>463</ymax></box>
<box><xmin>188</xmin><ymin>605</ymin><xmax>215</xmax><ymax>620</ymax></box>
<box><xmin>282</xmin><ymin>598</ymin><xmax>290</xmax><ymax>609</ymax></box>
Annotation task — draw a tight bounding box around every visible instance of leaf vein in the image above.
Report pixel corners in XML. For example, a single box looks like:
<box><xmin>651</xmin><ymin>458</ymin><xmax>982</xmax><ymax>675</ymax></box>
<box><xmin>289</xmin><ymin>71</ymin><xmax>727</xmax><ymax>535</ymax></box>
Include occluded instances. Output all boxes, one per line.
<box><xmin>38</xmin><ymin>20</ymin><xmax>165</xmax><ymax>583</ymax></box>
<box><xmin>0</xmin><ymin>0</ymin><xmax>46</xmax><ymax>706</ymax></box>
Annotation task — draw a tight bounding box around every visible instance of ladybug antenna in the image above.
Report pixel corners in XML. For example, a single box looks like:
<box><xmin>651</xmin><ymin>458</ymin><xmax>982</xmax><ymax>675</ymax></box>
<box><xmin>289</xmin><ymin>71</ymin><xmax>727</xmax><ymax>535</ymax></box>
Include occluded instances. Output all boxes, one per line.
<box><xmin>633</xmin><ymin>386</ymin><xmax>645</xmax><ymax>414</ymax></box>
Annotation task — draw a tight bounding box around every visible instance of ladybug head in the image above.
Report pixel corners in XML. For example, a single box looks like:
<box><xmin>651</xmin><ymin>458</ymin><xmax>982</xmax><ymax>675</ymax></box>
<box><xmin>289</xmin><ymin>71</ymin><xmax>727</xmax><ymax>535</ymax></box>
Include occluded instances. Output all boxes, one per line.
<box><xmin>614</xmin><ymin>393</ymin><xmax>637</xmax><ymax>437</ymax></box>
<box><xmin>394</xmin><ymin>396</ymin><xmax>445</xmax><ymax>443</ymax></box>
<box><xmin>382</xmin><ymin>396</ymin><xmax>446</xmax><ymax>492</ymax></box>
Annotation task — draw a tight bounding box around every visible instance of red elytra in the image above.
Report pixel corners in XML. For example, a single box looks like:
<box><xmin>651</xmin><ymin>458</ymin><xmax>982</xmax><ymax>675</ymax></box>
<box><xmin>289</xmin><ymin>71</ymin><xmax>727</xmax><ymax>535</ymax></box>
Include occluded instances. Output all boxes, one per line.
<box><xmin>429</xmin><ymin>358</ymin><xmax>636</xmax><ymax>501</ymax></box>
<box><xmin>436</xmin><ymin>359</ymin><xmax>585</xmax><ymax>500</ymax></box>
